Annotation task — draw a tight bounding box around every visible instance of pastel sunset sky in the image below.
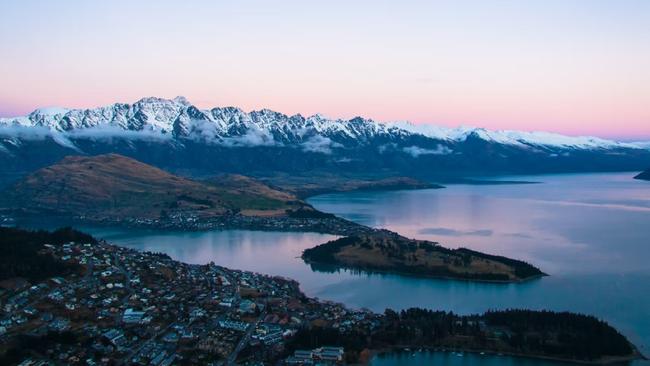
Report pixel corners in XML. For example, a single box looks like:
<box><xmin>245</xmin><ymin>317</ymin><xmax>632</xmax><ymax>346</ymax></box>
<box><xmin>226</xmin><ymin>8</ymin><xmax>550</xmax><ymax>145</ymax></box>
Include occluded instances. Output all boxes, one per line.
<box><xmin>1</xmin><ymin>0</ymin><xmax>649</xmax><ymax>140</ymax></box>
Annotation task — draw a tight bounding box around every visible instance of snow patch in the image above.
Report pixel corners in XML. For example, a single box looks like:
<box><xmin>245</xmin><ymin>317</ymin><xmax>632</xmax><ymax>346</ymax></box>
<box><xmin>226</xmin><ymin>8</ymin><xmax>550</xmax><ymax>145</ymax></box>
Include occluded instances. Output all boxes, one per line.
<box><xmin>50</xmin><ymin>132</ymin><xmax>81</xmax><ymax>152</ymax></box>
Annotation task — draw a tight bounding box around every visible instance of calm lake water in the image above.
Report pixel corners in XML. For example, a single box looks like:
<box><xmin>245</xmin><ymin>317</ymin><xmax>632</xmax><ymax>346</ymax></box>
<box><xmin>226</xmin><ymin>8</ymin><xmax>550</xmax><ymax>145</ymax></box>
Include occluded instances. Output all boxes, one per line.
<box><xmin>68</xmin><ymin>172</ymin><xmax>649</xmax><ymax>365</ymax></box>
<box><xmin>371</xmin><ymin>350</ymin><xmax>577</xmax><ymax>366</ymax></box>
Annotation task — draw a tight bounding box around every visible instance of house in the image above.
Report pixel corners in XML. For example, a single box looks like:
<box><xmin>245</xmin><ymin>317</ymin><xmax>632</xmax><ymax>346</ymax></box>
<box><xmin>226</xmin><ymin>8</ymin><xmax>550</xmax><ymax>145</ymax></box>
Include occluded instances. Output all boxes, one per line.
<box><xmin>238</xmin><ymin>299</ymin><xmax>256</xmax><ymax>314</ymax></box>
<box><xmin>122</xmin><ymin>308</ymin><xmax>145</xmax><ymax>324</ymax></box>
<box><xmin>162</xmin><ymin>332</ymin><xmax>179</xmax><ymax>343</ymax></box>
<box><xmin>286</xmin><ymin>350</ymin><xmax>314</xmax><ymax>365</ymax></box>
<box><xmin>286</xmin><ymin>347</ymin><xmax>345</xmax><ymax>365</ymax></box>
<box><xmin>318</xmin><ymin>347</ymin><xmax>344</xmax><ymax>362</ymax></box>
<box><xmin>48</xmin><ymin>318</ymin><xmax>70</xmax><ymax>332</ymax></box>
<box><xmin>219</xmin><ymin>297</ymin><xmax>234</xmax><ymax>308</ymax></box>
<box><xmin>102</xmin><ymin>329</ymin><xmax>126</xmax><ymax>348</ymax></box>
<box><xmin>218</xmin><ymin>319</ymin><xmax>249</xmax><ymax>332</ymax></box>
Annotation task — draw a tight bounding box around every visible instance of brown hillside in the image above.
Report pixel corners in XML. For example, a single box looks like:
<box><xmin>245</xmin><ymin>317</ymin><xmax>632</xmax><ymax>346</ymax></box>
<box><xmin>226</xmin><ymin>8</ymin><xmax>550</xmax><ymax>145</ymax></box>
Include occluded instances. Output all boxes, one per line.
<box><xmin>204</xmin><ymin>174</ymin><xmax>296</xmax><ymax>201</ymax></box>
<box><xmin>0</xmin><ymin>154</ymin><xmax>301</xmax><ymax>220</ymax></box>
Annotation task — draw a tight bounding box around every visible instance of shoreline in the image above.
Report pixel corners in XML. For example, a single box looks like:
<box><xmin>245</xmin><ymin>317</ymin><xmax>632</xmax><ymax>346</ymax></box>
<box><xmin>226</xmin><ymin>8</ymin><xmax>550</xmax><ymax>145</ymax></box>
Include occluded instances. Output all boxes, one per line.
<box><xmin>8</xmin><ymin>212</ymin><xmax>547</xmax><ymax>285</ymax></box>
<box><xmin>6</xmin><ymin>212</ymin><xmax>372</xmax><ymax>237</ymax></box>
<box><xmin>366</xmin><ymin>345</ymin><xmax>644</xmax><ymax>366</ymax></box>
<box><xmin>303</xmin><ymin>258</ymin><xmax>548</xmax><ymax>284</ymax></box>
<box><xmin>300</xmin><ymin>256</ymin><xmax>550</xmax><ymax>285</ymax></box>
<box><xmin>293</xmin><ymin>181</ymin><xmax>444</xmax><ymax>199</ymax></box>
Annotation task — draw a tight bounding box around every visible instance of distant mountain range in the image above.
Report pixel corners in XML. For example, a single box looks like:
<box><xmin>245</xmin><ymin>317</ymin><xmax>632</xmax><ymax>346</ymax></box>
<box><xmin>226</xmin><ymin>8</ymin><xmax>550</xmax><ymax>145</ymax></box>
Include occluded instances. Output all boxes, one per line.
<box><xmin>1</xmin><ymin>96</ymin><xmax>649</xmax><ymax>182</ymax></box>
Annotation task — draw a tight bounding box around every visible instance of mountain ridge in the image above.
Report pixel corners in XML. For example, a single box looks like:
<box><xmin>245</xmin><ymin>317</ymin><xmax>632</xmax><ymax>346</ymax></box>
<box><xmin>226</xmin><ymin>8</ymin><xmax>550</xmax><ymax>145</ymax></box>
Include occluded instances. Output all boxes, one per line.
<box><xmin>1</xmin><ymin>96</ymin><xmax>645</xmax><ymax>150</ymax></box>
<box><xmin>1</xmin><ymin>96</ymin><xmax>649</xmax><ymax>180</ymax></box>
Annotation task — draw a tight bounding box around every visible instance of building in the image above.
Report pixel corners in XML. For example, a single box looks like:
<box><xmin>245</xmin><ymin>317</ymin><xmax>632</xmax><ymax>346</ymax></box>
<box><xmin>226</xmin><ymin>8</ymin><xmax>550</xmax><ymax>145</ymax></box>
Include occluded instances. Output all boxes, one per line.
<box><xmin>122</xmin><ymin>308</ymin><xmax>146</xmax><ymax>324</ymax></box>
<box><xmin>285</xmin><ymin>347</ymin><xmax>345</xmax><ymax>365</ymax></box>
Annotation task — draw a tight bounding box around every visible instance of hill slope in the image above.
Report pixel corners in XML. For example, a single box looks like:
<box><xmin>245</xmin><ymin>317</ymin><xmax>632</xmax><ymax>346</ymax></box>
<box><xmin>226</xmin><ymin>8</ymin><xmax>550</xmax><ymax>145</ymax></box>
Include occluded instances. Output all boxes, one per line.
<box><xmin>634</xmin><ymin>169</ymin><xmax>650</xmax><ymax>181</ymax></box>
<box><xmin>0</xmin><ymin>154</ymin><xmax>305</xmax><ymax>220</ymax></box>
<box><xmin>259</xmin><ymin>174</ymin><xmax>441</xmax><ymax>198</ymax></box>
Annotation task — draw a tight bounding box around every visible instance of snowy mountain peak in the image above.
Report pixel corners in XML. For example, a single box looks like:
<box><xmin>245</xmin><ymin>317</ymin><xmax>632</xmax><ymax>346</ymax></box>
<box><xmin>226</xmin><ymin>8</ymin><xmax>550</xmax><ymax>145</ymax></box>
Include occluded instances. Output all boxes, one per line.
<box><xmin>0</xmin><ymin>96</ymin><xmax>645</xmax><ymax>152</ymax></box>
<box><xmin>30</xmin><ymin>107</ymin><xmax>70</xmax><ymax>116</ymax></box>
<box><xmin>172</xmin><ymin>96</ymin><xmax>191</xmax><ymax>106</ymax></box>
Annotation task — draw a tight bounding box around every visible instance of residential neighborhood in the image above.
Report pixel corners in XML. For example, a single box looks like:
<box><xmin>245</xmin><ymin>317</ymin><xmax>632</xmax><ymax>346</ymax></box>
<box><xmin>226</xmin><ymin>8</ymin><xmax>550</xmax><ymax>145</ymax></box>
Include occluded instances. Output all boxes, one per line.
<box><xmin>0</xmin><ymin>239</ymin><xmax>376</xmax><ymax>365</ymax></box>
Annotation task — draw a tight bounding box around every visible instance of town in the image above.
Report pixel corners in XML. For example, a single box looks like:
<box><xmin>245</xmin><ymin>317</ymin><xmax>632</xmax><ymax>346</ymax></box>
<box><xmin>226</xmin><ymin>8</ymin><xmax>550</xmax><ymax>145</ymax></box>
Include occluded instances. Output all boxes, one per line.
<box><xmin>3</xmin><ymin>212</ymin><xmax>372</xmax><ymax>238</ymax></box>
<box><xmin>113</xmin><ymin>213</ymin><xmax>370</xmax><ymax>237</ymax></box>
<box><xmin>0</xmin><ymin>237</ymin><xmax>374</xmax><ymax>365</ymax></box>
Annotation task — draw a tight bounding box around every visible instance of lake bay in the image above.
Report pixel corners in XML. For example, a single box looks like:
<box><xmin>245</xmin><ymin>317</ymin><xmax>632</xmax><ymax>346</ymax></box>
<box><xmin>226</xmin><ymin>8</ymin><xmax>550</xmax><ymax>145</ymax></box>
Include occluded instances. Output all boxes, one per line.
<box><xmin>74</xmin><ymin>172</ymin><xmax>650</xmax><ymax>365</ymax></box>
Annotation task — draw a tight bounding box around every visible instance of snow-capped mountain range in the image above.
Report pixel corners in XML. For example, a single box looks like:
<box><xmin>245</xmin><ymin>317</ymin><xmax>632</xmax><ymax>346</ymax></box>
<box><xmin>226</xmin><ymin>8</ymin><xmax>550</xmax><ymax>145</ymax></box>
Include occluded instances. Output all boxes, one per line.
<box><xmin>1</xmin><ymin>96</ymin><xmax>648</xmax><ymax>179</ymax></box>
<box><xmin>0</xmin><ymin>96</ymin><xmax>644</xmax><ymax>151</ymax></box>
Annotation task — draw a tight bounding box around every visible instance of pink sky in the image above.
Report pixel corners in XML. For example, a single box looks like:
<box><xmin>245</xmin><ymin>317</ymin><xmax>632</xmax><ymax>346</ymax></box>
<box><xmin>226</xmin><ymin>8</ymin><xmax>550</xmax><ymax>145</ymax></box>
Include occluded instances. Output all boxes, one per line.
<box><xmin>1</xmin><ymin>0</ymin><xmax>649</xmax><ymax>140</ymax></box>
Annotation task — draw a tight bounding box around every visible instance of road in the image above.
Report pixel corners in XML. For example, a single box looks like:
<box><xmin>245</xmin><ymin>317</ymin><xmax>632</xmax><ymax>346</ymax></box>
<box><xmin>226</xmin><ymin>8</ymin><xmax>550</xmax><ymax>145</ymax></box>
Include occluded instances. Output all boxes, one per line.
<box><xmin>226</xmin><ymin>311</ymin><xmax>266</xmax><ymax>365</ymax></box>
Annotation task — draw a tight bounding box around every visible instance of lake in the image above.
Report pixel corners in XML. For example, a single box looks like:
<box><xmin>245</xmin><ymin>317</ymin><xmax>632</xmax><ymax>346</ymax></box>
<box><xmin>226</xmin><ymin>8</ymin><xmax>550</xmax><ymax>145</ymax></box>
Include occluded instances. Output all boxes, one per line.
<box><xmin>73</xmin><ymin>172</ymin><xmax>650</xmax><ymax>365</ymax></box>
<box><xmin>371</xmin><ymin>350</ymin><xmax>578</xmax><ymax>366</ymax></box>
